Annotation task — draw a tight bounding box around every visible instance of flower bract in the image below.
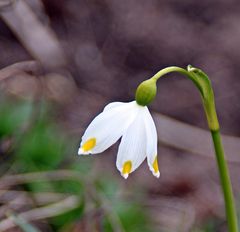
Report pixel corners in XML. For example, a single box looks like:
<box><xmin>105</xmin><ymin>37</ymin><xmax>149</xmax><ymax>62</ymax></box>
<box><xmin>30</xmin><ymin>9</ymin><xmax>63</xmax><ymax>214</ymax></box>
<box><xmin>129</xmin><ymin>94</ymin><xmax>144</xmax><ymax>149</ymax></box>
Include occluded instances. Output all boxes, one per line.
<box><xmin>78</xmin><ymin>101</ymin><xmax>160</xmax><ymax>179</ymax></box>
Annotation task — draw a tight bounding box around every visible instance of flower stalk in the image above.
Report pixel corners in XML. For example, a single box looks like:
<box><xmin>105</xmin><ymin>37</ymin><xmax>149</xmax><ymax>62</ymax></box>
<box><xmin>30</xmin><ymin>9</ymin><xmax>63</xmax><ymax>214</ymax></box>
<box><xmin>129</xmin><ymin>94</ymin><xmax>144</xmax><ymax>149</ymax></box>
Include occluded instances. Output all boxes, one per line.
<box><xmin>150</xmin><ymin>65</ymin><xmax>238</xmax><ymax>232</ymax></box>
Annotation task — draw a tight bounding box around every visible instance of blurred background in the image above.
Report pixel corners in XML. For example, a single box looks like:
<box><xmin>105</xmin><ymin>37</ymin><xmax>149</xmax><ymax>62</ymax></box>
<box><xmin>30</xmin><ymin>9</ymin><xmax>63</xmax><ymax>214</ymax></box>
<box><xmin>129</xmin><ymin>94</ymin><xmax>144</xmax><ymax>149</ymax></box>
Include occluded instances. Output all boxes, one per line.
<box><xmin>0</xmin><ymin>0</ymin><xmax>239</xmax><ymax>231</ymax></box>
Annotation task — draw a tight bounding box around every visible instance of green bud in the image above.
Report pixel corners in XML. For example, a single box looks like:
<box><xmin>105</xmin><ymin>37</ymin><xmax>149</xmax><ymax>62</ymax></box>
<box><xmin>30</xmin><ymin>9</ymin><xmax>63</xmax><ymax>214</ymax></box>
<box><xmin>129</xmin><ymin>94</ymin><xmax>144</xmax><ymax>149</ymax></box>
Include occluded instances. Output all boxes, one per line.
<box><xmin>135</xmin><ymin>78</ymin><xmax>157</xmax><ymax>106</ymax></box>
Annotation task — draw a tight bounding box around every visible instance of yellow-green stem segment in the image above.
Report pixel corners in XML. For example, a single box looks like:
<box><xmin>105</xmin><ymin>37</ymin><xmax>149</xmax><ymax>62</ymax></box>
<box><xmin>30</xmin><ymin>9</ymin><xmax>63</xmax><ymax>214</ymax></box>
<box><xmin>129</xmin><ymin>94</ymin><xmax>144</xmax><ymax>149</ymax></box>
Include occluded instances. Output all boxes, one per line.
<box><xmin>150</xmin><ymin>66</ymin><xmax>238</xmax><ymax>232</ymax></box>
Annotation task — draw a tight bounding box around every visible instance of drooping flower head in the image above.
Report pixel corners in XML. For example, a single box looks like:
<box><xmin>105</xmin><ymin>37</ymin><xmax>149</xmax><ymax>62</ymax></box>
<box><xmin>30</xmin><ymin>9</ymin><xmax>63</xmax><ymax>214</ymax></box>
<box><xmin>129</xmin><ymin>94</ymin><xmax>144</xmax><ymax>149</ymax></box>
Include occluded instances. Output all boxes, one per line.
<box><xmin>78</xmin><ymin>79</ymin><xmax>159</xmax><ymax>179</ymax></box>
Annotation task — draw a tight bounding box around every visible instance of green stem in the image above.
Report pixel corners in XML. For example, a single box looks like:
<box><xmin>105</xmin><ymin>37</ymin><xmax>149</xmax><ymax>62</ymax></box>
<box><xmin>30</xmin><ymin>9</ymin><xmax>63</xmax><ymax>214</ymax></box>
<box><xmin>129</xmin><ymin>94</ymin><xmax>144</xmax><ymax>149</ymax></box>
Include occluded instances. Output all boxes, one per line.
<box><xmin>211</xmin><ymin>130</ymin><xmax>239</xmax><ymax>232</ymax></box>
<box><xmin>151</xmin><ymin>66</ymin><xmax>208</xmax><ymax>97</ymax></box>
<box><xmin>150</xmin><ymin>66</ymin><xmax>239</xmax><ymax>232</ymax></box>
<box><xmin>151</xmin><ymin>66</ymin><xmax>190</xmax><ymax>81</ymax></box>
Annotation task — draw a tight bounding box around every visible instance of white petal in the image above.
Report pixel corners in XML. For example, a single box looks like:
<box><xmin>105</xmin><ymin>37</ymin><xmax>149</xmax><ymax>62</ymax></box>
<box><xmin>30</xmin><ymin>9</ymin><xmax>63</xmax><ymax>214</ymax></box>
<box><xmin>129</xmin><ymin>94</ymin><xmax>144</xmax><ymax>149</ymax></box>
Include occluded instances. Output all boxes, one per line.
<box><xmin>116</xmin><ymin>106</ymin><xmax>147</xmax><ymax>178</ymax></box>
<box><xmin>144</xmin><ymin>108</ymin><xmax>160</xmax><ymax>178</ymax></box>
<box><xmin>78</xmin><ymin>101</ymin><xmax>138</xmax><ymax>155</ymax></box>
<box><xmin>103</xmin><ymin>102</ymin><xmax>126</xmax><ymax>111</ymax></box>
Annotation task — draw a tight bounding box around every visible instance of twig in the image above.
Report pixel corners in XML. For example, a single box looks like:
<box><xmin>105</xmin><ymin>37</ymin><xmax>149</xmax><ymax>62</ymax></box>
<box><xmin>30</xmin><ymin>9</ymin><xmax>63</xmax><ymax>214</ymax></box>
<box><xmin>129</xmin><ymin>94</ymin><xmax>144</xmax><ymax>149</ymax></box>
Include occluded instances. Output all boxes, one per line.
<box><xmin>0</xmin><ymin>60</ymin><xmax>41</xmax><ymax>82</ymax></box>
<box><xmin>0</xmin><ymin>0</ymin><xmax>66</xmax><ymax>68</ymax></box>
<box><xmin>8</xmin><ymin>214</ymin><xmax>40</xmax><ymax>232</ymax></box>
<box><xmin>0</xmin><ymin>170</ymin><xmax>83</xmax><ymax>188</ymax></box>
<box><xmin>0</xmin><ymin>190</ymin><xmax>69</xmax><ymax>205</ymax></box>
<box><xmin>0</xmin><ymin>0</ymin><xmax>15</xmax><ymax>9</ymax></box>
<box><xmin>0</xmin><ymin>195</ymin><xmax>80</xmax><ymax>231</ymax></box>
<box><xmin>0</xmin><ymin>171</ymin><xmax>126</xmax><ymax>231</ymax></box>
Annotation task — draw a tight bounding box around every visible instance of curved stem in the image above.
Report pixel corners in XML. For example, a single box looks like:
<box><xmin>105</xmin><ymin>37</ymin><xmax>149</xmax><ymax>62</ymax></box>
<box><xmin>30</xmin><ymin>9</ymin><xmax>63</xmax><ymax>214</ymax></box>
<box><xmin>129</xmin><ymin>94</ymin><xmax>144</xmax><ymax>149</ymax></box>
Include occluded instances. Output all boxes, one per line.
<box><xmin>151</xmin><ymin>66</ymin><xmax>239</xmax><ymax>232</ymax></box>
<box><xmin>151</xmin><ymin>66</ymin><xmax>206</xmax><ymax>96</ymax></box>
<box><xmin>151</xmin><ymin>66</ymin><xmax>190</xmax><ymax>81</ymax></box>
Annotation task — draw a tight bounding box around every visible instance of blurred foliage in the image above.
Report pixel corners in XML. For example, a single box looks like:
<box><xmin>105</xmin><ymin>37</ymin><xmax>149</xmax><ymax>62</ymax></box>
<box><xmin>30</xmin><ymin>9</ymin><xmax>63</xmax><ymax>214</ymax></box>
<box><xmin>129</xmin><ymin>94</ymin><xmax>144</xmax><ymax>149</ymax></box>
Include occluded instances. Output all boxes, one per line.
<box><xmin>0</xmin><ymin>94</ymin><xmax>154</xmax><ymax>232</ymax></box>
<box><xmin>192</xmin><ymin>218</ymin><xmax>223</xmax><ymax>232</ymax></box>
<box><xmin>108</xmin><ymin>203</ymin><xmax>152</xmax><ymax>232</ymax></box>
<box><xmin>0</xmin><ymin>95</ymin><xmax>223</xmax><ymax>232</ymax></box>
<box><xmin>0</xmin><ymin>96</ymin><xmax>32</xmax><ymax>138</ymax></box>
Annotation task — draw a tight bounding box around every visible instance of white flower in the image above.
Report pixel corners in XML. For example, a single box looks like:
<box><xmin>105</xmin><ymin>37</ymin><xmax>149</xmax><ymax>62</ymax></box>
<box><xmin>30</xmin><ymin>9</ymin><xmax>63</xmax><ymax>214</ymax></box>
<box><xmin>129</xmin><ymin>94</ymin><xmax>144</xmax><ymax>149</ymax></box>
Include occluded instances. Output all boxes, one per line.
<box><xmin>78</xmin><ymin>101</ymin><xmax>160</xmax><ymax>179</ymax></box>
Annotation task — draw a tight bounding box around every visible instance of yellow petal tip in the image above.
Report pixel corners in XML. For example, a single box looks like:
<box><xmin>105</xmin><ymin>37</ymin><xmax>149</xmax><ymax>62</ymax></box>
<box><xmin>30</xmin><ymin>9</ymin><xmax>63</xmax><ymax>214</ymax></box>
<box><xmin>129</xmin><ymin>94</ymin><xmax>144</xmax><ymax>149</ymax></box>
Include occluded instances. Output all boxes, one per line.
<box><xmin>153</xmin><ymin>155</ymin><xmax>159</xmax><ymax>174</ymax></box>
<box><xmin>121</xmin><ymin>161</ymin><xmax>132</xmax><ymax>179</ymax></box>
<box><xmin>80</xmin><ymin>138</ymin><xmax>96</xmax><ymax>153</ymax></box>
